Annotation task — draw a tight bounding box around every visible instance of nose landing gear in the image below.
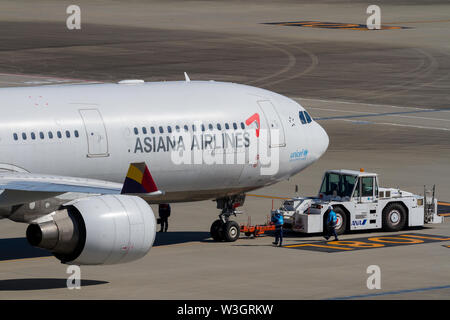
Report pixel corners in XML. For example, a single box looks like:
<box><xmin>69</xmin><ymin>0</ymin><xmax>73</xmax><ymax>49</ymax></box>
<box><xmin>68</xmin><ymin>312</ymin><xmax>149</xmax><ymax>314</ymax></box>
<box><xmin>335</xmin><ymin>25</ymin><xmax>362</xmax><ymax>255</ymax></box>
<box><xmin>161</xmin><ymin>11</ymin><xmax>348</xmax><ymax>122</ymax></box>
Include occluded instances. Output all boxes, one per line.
<box><xmin>210</xmin><ymin>194</ymin><xmax>245</xmax><ymax>242</ymax></box>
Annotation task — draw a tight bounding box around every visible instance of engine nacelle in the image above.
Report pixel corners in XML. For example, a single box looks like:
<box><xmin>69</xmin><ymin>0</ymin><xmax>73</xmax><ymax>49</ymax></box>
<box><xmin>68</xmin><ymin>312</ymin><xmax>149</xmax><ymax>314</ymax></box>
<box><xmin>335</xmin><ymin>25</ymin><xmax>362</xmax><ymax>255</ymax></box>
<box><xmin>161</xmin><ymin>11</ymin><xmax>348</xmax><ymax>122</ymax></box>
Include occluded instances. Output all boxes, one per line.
<box><xmin>26</xmin><ymin>195</ymin><xmax>156</xmax><ymax>265</ymax></box>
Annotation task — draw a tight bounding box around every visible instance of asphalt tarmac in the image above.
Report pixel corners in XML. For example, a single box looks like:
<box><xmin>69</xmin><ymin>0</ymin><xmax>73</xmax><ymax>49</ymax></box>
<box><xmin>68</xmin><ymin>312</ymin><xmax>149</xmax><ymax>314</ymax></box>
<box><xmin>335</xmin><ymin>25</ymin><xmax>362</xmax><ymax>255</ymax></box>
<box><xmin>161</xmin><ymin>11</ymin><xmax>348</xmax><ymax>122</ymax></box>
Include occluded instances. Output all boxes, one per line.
<box><xmin>0</xmin><ymin>0</ymin><xmax>448</xmax><ymax>299</ymax></box>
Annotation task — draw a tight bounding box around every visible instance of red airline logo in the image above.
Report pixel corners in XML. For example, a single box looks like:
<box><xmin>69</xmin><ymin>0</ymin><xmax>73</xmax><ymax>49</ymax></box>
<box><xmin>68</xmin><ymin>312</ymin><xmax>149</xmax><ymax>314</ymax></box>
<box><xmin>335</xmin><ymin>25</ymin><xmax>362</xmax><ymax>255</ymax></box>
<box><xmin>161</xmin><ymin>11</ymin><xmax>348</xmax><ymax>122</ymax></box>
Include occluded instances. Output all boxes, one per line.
<box><xmin>245</xmin><ymin>113</ymin><xmax>260</xmax><ymax>137</ymax></box>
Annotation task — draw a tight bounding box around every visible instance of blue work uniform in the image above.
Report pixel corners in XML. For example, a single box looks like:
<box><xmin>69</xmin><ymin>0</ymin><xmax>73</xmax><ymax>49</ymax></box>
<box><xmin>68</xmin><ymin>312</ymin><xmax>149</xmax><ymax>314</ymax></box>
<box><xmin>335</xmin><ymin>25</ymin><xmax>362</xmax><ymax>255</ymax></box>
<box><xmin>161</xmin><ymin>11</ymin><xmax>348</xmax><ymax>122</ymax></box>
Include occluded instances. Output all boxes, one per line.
<box><xmin>324</xmin><ymin>209</ymin><xmax>339</xmax><ymax>240</ymax></box>
<box><xmin>272</xmin><ymin>213</ymin><xmax>284</xmax><ymax>246</ymax></box>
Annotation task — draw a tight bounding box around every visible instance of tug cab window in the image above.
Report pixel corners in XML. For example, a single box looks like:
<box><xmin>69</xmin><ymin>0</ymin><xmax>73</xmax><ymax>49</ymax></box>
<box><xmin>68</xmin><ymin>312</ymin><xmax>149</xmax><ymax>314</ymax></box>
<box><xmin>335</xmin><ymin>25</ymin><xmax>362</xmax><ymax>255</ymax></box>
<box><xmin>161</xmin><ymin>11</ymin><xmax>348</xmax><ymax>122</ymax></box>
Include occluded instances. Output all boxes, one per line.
<box><xmin>320</xmin><ymin>172</ymin><xmax>357</xmax><ymax>198</ymax></box>
<box><xmin>361</xmin><ymin>177</ymin><xmax>374</xmax><ymax>197</ymax></box>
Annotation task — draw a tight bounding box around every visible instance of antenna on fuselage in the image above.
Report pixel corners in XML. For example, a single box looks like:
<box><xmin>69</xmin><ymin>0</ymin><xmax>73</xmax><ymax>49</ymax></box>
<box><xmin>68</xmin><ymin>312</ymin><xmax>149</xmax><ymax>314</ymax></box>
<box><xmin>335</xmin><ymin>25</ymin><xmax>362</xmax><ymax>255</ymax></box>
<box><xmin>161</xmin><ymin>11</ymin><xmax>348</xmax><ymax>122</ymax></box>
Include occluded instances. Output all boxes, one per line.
<box><xmin>184</xmin><ymin>72</ymin><xmax>191</xmax><ymax>82</ymax></box>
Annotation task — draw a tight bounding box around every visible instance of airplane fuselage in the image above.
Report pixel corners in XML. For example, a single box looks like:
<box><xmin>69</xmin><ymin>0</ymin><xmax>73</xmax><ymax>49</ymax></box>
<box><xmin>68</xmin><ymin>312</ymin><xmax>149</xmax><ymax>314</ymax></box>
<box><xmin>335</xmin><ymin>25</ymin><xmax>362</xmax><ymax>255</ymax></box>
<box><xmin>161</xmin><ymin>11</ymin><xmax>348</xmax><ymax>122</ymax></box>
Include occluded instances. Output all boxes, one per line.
<box><xmin>0</xmin><ymin>80</ymin><xmax>328</xmax><ymax>204</ymax></box>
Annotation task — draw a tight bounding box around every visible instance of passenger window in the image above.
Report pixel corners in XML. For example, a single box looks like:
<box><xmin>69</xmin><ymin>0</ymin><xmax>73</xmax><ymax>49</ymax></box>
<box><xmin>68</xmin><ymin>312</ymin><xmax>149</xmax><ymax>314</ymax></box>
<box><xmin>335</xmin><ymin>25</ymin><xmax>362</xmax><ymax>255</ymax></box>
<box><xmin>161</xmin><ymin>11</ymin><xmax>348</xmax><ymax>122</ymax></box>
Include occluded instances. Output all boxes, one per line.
<box><xmin>151</xmin><ymin>127</ymin><xmax>155</xmax><ymax>134</ymax></box>
<box><xmin>74</xmin><ymin>130</ymin><xmax>79</xmax><ymax>138</ymax></box>
<box><xmin>142</xmin><ymin>127</ymin><xmax>147</xmax><ymax>134</ymax></box>
<box><xmin>208</xmin><ymin>124</ymin><xmax>213</xmax><ymax>131</ymax></box>
<box><xmin>192</xmin><ymin>125</ymin><xmax>196</xmax><ymax>132</ymax></box>
<box><xmin>31</xmin><ymin>132</ymin><xmax>36</xmax><ymax>140</ymax></box>
<box><xmin>40</xmin><ymin>132</ymin><xmax>44</xmax><ymax>139</ymax></box>
<box><xmin>240</xmin><ymin>122</ymin><xmax>245</xmax><ymax>129</ymax></box>
<box><xmin>159</xmin><ymin>126</ymin><xmax>164</xmax><ymax>133</ymax></box>
<box><xmin>48</xmin><ymin>132</ymin><xmax>53</xmax><ymax>139</ymax></box>
<box><xmin>201</xmin><ymin>124</ymin><xmax>205</xmax><ymax>132</ymax></box>
<box><xmin>361</xmin><ymin>177</ymin><xmax>374</xmax><ymax>197</ymax></box>
<box><xmin>167</xmin><ymin>126</ymin><xmax>172</xmax><ymax>133</ymax></box>
<box><xmin>134</xmin><ymin>127</ymin><xmax>138</xmax><ymax>135</ymax></box>
<box><xmin>184</xmin><ymin>125</ymin><xmax>189</xmax><ymax>132</ymax></box>
<box><xmin>225</xmin><ymin>123</ymin><xmax>230</xmax><ymax>130</ymax></box>
<box><xmin>57</xmin><ymin>131</ymin><xmax>62</xmax><ymax>138</ymax></box>
<box><xmin>66</xmin><ymin>131</ymin><xmax>70</xmax><ymax>138</ymax></box>
<box><xmin>175</xmin><ymin>125</ymin><xmax>180</xmax><ymax>132</ymax></box>
<box><xmin>233</xmin><ymin>123</ymin><xmax>237</xmax><ymax>130</ymax></box>
<box><xmin>22</xmin><ymin>133</ymin><xmax>27</xmax><ymax>140</ymax></box>
<box><xmin>13</xmin><ymin>133</ymin><xmax>18</xmax><ymax>141</ymax></box>
<box><xmin>299</xmin><ymin>111</ymin><xmax>307</xmax><ymax>124</ymax></box>
<box><xmin>304</xmin><ymin>111</ymin><xmax>313</xmax><ymax>123</ymax></box>
<box><xmin>217</xmin><ymin>123</ymin><xmax>221</xmax><ymax>130</ymax></box>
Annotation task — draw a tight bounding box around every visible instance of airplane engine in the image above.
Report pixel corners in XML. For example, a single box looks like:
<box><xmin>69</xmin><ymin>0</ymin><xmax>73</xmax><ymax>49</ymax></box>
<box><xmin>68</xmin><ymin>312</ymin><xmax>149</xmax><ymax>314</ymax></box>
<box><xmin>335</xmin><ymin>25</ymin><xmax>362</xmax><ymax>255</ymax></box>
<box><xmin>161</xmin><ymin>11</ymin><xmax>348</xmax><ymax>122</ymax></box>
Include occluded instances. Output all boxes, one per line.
<box><xmin>26</xmin><ymin>195</ymin><xmax>156</xmax><ymax>265</ymax></box>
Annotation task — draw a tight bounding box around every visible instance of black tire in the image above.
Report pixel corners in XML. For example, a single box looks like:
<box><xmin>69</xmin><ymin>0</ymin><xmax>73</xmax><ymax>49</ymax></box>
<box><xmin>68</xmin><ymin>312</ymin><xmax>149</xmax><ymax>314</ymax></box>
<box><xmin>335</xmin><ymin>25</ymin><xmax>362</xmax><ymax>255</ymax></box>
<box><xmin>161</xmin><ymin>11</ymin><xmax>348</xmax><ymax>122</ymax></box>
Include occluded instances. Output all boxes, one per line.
<box><xmin>210</xmin><ymin>219</ymin><xmax>224</xmax><ymax>241</ymax></box>
<box><xmin>333</xmin><ymin>207</ymin><xmax>347</xmax><ymax>235</ymax></box>
<box><xmin>223</xmin><ymin>221</ymin><xmax>240</xmax><ymax>242</ymax></box>
<box><xmin>382</xmin><ymin>203</ymin><xmax>406</xmax><ymax>231</ymax></box>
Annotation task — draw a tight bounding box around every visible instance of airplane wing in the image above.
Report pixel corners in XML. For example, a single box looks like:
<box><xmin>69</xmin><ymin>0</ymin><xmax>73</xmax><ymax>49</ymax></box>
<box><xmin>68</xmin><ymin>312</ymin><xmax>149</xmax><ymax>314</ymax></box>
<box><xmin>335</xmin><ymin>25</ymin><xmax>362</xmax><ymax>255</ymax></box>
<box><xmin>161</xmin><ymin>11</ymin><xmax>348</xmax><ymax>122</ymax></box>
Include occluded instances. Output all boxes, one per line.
<box><xmin>0</xmin><ymin>172</ymin><xmax>123</xmax><ymax>194</ymax></box>
<box><xmin>0</xmin><ymin>162</ymin><xmax>163</xmax><ymax>206</ymax></box>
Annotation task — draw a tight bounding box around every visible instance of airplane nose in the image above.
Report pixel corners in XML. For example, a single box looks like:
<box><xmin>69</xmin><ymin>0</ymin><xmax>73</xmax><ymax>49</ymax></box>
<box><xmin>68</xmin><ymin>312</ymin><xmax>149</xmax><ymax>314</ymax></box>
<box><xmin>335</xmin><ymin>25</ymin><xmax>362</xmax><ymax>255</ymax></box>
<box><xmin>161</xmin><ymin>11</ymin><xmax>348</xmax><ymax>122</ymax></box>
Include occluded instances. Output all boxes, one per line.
<box><xmin>315</xmin><ymin>123</ymin><xmax>329</xmax><ymax>158</ymax></box>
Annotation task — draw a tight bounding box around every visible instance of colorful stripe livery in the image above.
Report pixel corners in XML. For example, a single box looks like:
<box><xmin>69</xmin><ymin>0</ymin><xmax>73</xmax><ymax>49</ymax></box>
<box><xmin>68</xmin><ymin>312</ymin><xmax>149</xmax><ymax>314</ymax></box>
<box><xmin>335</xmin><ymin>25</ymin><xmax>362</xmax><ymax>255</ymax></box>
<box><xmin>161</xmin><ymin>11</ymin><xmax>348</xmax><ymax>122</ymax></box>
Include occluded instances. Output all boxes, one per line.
<box><xmin>121</xmin><ymin>162</ymin><xmax>158</xmax><ymax>194</ymax></box>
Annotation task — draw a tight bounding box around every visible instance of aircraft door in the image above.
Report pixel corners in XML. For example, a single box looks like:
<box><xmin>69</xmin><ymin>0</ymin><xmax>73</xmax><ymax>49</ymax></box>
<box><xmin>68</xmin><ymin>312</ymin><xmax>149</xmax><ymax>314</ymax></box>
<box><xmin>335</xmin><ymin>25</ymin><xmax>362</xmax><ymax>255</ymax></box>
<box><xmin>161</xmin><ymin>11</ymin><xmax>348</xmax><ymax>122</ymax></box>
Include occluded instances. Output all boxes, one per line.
<box><xmin>257</xmin><ymin>100</ymin><xmax>286</xmax><ymax>148</ymax></box>
<box><xmin>79</xmin><ymin>109</ymin><xmax>110</xmax><ymax>157</ymax></box>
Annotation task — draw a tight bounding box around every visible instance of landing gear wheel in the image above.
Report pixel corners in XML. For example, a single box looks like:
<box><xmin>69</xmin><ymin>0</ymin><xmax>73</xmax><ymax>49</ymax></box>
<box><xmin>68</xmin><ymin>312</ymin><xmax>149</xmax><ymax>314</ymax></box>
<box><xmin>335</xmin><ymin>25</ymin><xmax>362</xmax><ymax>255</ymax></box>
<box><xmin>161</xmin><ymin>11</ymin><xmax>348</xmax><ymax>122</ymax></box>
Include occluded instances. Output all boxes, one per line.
<box><xmin>333</xmin><ymin>207</ymin><xmax>347</xmax><ymax>235</ymax></box>
<box><xmin>210</xmin><ymin>219</ymin><xmax>224</xmax><ymax>241</ymax></box>
<box><xmin>223</xmin><ymin>221</ymin><xmax>240</xmax><ymax>242</ymax></box>
<box><xmin>383</xmin><ymin>203</ymin><xmax>406</xmax><ymax>231</ymax></box>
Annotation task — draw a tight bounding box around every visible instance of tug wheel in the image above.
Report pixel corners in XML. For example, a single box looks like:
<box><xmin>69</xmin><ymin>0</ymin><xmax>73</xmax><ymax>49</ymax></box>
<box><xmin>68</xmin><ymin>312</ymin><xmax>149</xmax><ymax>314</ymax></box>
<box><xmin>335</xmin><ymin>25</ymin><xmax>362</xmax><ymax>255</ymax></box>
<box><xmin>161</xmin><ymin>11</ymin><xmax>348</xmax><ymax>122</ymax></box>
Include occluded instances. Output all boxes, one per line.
<box><xmin>333</xmin><ymin>207</ymin><xmax>347</xmax><ymax>235</ymax></box>
<box><xmin>383</xmin><ymin>203</ymin><xmax>406</xmax><ymax>231</ymax></box>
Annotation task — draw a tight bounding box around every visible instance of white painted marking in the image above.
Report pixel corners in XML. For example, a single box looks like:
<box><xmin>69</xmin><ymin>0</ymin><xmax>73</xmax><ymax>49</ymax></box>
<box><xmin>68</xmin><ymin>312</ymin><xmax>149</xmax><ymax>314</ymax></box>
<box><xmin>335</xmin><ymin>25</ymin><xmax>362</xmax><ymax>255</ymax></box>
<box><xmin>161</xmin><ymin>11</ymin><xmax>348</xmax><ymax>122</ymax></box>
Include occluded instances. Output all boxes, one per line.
<box><xmin>293</xmin><ymin>97</ymin><xmax>450</xmax><ymax>113</ymax></box>
<box><xmin>308</xmin><ymin>107</ymin><xmax>450</xmax><ymax>122</ymax></box>
<box><xmin>338</xmin><ymin>119</ymin><xmax>450</xmax><ymax>131</ymax></box>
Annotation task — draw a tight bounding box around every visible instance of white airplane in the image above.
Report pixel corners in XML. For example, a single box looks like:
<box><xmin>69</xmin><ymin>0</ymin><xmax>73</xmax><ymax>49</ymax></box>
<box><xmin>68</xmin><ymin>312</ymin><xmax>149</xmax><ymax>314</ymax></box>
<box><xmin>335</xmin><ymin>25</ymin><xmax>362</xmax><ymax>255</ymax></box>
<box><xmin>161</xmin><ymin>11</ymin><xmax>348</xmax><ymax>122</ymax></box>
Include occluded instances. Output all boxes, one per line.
<box><xmin>0</xmin><ymin>78</ymin><xmax>328</xmax><ymax>265</ymax></box>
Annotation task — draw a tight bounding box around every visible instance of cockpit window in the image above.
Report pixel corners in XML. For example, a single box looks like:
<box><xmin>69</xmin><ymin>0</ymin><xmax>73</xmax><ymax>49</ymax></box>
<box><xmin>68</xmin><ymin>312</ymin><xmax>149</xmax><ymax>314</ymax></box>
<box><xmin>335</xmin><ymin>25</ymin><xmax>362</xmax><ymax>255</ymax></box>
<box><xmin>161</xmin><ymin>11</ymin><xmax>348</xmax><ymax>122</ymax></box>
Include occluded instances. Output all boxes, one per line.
<box><xmin>299</xmin><ymin>111</ymin><xmax>307</xmax><ymax>124</ymax></box>
<box><xmin>304</xmin><ymin>111</ymin><xmax>313</xmax><ymax>123</ymax></box>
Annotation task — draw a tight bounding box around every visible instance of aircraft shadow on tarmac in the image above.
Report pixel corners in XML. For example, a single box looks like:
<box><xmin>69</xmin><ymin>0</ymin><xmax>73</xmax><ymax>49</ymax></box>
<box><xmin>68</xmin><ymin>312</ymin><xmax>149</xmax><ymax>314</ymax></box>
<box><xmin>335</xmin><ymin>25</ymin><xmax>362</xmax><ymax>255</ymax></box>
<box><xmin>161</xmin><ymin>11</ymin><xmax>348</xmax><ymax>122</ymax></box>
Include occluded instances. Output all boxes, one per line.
<box><xmin>0</xmin><ymin>278</ymin><xmax>108</xmax><ymax>291</ymax></box>
<box><xmin>0</xmin><ymin>232</ymin><xmax>212</xmax><ymax>261</ymax></box>
<box><xmin>0</xmin><ymin>237</ymin><xmax>52</xmax><ymax>261</ymax></box>
<box><xmin>154</xmin><ymin>231</ymin><xmax>211</xmax><ymax>246</ymax></box>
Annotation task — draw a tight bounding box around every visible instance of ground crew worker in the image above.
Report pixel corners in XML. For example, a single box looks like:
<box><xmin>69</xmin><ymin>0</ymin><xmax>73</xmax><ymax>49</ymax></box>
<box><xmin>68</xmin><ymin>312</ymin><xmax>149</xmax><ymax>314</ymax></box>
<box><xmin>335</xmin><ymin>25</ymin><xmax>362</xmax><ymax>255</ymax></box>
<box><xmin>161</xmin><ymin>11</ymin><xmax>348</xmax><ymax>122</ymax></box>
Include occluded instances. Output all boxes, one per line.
<box><xmin>158</xmin><ymin>203</ymin><xmax>171</xmax><ymax>232</ymax></box>
<box><xmin>271</xmin><ymin>209</ymin><xmax>284</xmax><ymax>246</ymax></box>
<box><xmin>324</xmin><ymin>205</ymin><xmax>339</xmax><ymax>241</ymax></box>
